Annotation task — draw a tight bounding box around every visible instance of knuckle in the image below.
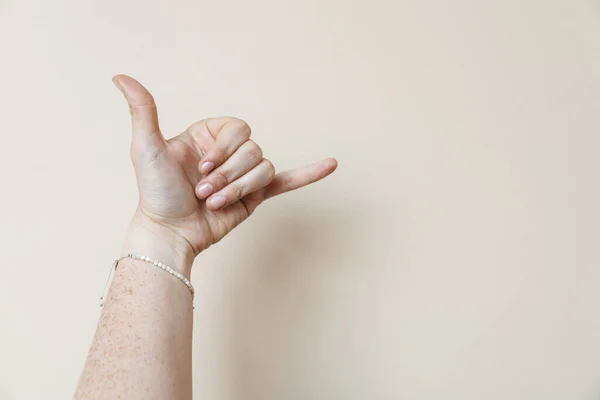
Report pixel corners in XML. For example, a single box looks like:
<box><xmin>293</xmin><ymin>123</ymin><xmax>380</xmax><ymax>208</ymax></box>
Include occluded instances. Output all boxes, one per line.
<box><xmin>211</xmin><ymin>168</ymin><xmax>231</xmax><ymax>187</ymax></box>
<box><xmin>188</xmin><ymin>119</ymin><xmax>208</xmax><ymax>133</ymax></box>
<box><xmin>129</xmin><ymin>96</ymin><xmax>156</xmax><ymax>111</ymax></box>
<box><xmin>246</xmin><ymin>141</ymin><xmax>263</xmax><ymax>161</ymax></box>
<box><xmin>228</xmin><ymin>182</ymin><xmax>244</xmax><ymax>199</ymax></box>
<box><xmin>263</xmin><ymin>159</ymin><xmax>276</xmax><ymax>179</ymax></box>
<box><xmin>226</xmin><ymin>117</ymin><xmax>251</xmax><ymax>139</ymax></box>
<box><xmin>129</xmin><ymin>102</ymin><xmax>156</xmax><ymax>111</ymax></box>
<box><xmin>210</xmin><ymin>147</ymin><xmax>228</xmax><ymax>163</ymax></box>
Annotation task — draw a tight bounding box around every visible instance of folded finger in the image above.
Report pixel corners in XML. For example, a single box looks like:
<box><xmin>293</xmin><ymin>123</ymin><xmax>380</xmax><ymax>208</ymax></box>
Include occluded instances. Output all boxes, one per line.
<box><xmin>198</xmin><ymin>118</ymin><xmax>251</xmax><ymax>175</ymax></box>
<box><xmin>206</xmin><ymin>159</ymin><xmax>276</xmax><ymax>210</ymax></box>
<box><xmin>195</xmin><ymin>140</ymin><xmax>263</xmax><ymax>200</ymax></box>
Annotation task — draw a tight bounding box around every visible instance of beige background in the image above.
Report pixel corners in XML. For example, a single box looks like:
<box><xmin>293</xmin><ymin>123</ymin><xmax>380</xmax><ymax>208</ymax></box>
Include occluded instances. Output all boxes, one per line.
<box><xmin>1</xmin><ymin>0</ymin><xmax>599</xmax><ymax>399</ymax></box>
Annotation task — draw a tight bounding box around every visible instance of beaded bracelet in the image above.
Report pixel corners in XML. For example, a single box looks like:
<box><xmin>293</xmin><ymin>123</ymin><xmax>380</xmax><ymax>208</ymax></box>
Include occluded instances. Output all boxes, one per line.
<box><xmin>100</xmin><ymin>253</ymin><xmax>194</xmax><ymax>307</ymax></box>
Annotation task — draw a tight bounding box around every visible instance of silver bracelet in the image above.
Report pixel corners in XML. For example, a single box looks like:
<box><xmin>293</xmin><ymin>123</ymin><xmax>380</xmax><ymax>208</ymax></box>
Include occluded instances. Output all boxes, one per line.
<box><xmin>100</xmin><ymin>253</ymin><xmax>194</xmax><ymax>307</ymax></box>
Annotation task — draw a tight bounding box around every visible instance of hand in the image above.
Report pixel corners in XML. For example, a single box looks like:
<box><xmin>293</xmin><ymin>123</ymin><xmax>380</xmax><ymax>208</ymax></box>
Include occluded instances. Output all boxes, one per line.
<box><xmin>113</xmin><ymin>75</ymin><xmax>337</xmax><ymax>261</ymax></box>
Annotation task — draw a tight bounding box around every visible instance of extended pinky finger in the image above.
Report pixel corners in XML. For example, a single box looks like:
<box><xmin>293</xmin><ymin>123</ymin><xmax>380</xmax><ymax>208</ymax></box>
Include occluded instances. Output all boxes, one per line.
<box><xmin>264</xmin><ymin>158</ymin><xmax>338</xmax><ymax>200</ymax></box>
<box><xmin>206</xmin><ymin>159</ymin><xmax>276</xmax><ymax>211</ymax></box>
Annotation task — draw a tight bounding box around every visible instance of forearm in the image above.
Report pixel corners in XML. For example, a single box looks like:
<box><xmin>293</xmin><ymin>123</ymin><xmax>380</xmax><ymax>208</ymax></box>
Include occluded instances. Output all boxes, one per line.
<box><xmin>75</xmin><ymin>213</ymin><xmax>196</xmax><ymax>400</ymax></box>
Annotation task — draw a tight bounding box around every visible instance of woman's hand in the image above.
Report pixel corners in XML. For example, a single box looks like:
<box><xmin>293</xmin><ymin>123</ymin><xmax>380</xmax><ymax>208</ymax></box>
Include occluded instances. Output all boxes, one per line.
<box><xmin>113</xmin><ymin>75</ymin><xmax>337</xmax><ymax>264</ymax></box>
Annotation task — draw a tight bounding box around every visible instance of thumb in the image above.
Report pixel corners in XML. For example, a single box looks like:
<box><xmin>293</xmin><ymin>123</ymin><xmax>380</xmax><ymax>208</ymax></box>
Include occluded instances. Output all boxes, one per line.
<box><xmin>112</xmin><ymin>74</ymin><xmax>166</xmax><ymax>156</ymax></box>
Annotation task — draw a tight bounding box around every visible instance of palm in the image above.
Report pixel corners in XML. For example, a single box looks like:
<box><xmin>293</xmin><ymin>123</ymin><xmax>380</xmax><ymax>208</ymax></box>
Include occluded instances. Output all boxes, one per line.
<box><xmin>137</xmin><ymin>125</ymin><xmax>262</xmax><ymax>254</ymax></box>
<box><xmin>115</xmin><ymin>75</ymin><xmax>337</xmax><ymax>255</ymax></box>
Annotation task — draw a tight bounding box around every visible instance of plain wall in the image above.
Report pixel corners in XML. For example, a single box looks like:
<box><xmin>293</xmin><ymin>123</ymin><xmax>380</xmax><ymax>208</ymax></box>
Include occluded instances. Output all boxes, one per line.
<box><xmin>1</xmin><ymin>1</ymin><xmax>599</xmax><ymax>399</ymax></box>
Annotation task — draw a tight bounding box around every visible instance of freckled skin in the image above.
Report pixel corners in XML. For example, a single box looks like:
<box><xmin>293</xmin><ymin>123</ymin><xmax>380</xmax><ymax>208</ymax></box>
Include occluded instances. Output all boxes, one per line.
<box><xmin>75</xmin><ymin>258</ymin><xmax>193</xmax><ymax>400</ymax></box>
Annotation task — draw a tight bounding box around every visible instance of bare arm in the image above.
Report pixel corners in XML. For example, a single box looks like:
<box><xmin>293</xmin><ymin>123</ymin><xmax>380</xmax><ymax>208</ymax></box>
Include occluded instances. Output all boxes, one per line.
<box><xmin>75</xmin><ymin>216</ymin><xmax>195</xmax><ymax>399</ymax></box>
<box><xmin>74</xmin><ymin>75</ymin><xmax>337</xmax><ymax>399</ymax></box>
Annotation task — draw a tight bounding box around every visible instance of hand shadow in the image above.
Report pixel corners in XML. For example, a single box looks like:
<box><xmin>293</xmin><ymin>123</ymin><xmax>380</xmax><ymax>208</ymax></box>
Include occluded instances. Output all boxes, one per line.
<box><xmin>223</xmin><ymin>202</ymin><xmax>364</xmax><ymax>400</ymax></box>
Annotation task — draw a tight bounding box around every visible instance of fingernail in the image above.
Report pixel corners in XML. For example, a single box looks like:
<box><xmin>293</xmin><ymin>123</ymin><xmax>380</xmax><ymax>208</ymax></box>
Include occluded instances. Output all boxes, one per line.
<box><xmin>208</xmin><ymin>195</ymin><xmax>226</xmax><ymax>210</ymax></box>
<box><xmin>112</xmin><ymin>77</ymin><xmax>124</xmax><ymax>91</ymax></box>
<box><xmin>196</xmin><ymin>183</ymin><xmax>214</xmax><ymax>199</ymax></box>
<box><xmin>200</xmin><ymin>161</ymin><xmax>214</xmax><ymax>175</ymax></box>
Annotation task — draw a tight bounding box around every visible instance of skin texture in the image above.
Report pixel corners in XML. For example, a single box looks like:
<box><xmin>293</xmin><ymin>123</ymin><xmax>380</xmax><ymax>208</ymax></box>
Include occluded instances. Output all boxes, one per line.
<box><xmin>73</xmin><ymin>75</ymin><xmax>337</xmax><ymax>400</ymax></box>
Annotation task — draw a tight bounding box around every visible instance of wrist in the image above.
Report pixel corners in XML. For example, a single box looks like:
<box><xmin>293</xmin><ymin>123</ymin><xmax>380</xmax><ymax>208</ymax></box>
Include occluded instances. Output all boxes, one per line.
<box><xmin>122</xmin><ymin>209</ymin><xmax>196</xmax><ymax>276</ymax></box>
